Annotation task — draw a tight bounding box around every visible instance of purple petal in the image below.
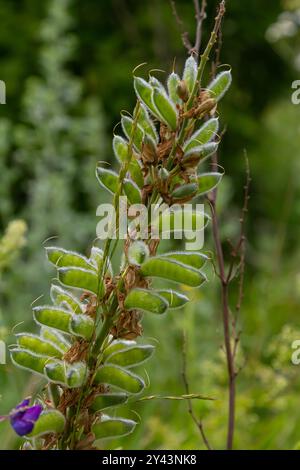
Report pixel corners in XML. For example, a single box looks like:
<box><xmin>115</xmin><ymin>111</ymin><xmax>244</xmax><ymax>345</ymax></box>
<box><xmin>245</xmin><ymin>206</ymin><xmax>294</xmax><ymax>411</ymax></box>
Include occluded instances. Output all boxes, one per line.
<box><xmin>22</xmin><ymin>405</ymin><xmax>42</xmax><ymax>423</ymax></box>
<box><xmin>15</xmin><ymin>399</ymin><xmax>30</xmax><ymax>410</ymax></box>
<box><xmin>10</xmin><ymin>417</ymin><xmax>35</xmax><ymax>436</ymax></box>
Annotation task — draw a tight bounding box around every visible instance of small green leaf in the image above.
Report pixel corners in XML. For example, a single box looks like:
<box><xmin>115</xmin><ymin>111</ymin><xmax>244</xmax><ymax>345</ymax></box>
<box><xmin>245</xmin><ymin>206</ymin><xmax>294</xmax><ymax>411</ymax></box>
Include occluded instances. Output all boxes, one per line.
<box><xmin>197</xmin><ymin>172</ymin><xmax>223</xmax><ymax>195</ymax></box>
<box><xmin>183</xmin><ymin>118</ymin><xmax>219</xmax><ymax>152</ymax></box>
<box><xmin>46</xmin><ymin>247</ymin><xmax>93</xmax><ymax>271</ymax></box>
<box><xmin>121</xmin><ymin>115</ymin><xmax>144</xmax><ymax>152</ymax></box>
<box><xmin>183</xmin><ymin>56</ymin><xmax>198</xmax><ymax>93</ymax></box>
<box><xmin>16</xmin><ymin>333</ymin><xmax>63</xmax><ymax>358</ymax></box>
<box><xmin>106</xmin><ymin>344</ymin><xmax>155</xmax><ymax>368</ymax></box>
<box><xmin>207</xmin><ymin>70</ymin><xmax>232</xmax><ymax>102</ymax></box>
<box><xmin>90</xmin><ymin>393</ymin><xmax>128</xmax><ymax>411</ymax></box>
<box><xmin>124</xmin><ymin>288</ymin><xmax>168</xmax><ymax>314</ymax></box>
<box><xmin>152</xmin><ymin>88</ymin><xmax>178</xmax><ymax>131</ymax></box>
<box><xmin>58</xmin><ymin>267</ymin><xmax>103</xmax><ymax>296</ymax></box>
<box><xmin>92</xmin><ymin>414</ymin><xmax>136</xmax><ymax>440</ymax></box>
<box><xmin>28</xmin><ymin>410</ymin><xmax>65</xmax><ymax>438</ymax></box>
<box><xmin>141</xmin><ymin>256</ymin><xmax>207</xmax><ymax>287</ymax></box>
<box><xmin>96</xmin><ymin>166</ymin><xmax>118</xmax><ymax>195</ymax></box>
<box><xmin>156</xmin><ymin>289</ymin><xmax>189</xmax><ymax>309</ymax></box>
<box><xmin>94</xmin><ymin>365</ymin><xmax>145</xmax><ymax>394</ymax></box>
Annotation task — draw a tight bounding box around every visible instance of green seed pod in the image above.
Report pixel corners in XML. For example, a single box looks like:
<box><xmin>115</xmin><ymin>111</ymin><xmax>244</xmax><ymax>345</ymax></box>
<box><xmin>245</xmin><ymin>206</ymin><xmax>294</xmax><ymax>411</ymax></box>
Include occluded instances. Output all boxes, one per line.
<box><xmin>113</xmin><ymin>135</ymin><xmax>129</xmax><ymax>162</ymax></box>
<box><xmin>121</xmin><ymin>115</ymin><xmax>144</xmax><ymax>152</ymax></box>
<box><xmin>183</xmin><ymin>118</ymin><xmax>219</xmax><ymax>153</ymax></box>
<box><xmin>66</xmin><ymin>362</ymin><xmax>88</xmax><ymax>388</ymax></box>
<box><xmin>183</xmin><ymin>142</ymin><xmax>218</xmax><ymax>168</ymax></box>
<box><xmin>46</xmin><ymin>247</ymin><xmax>93</xmax><ymax>271</ymax></box>
<box><xmin>156</xmin><ymin>289</ymin><xmax>189</xmax><ymax>309</ymax></box>
<box><xmin>33</xmin><ymin>306</ymin><xmax>71</xmax><ymax>334</ymax></box>
<box><xmin>40</xmin><ymin>327</ymin><xmax>70</xmax><ymax>353</ymax></box>
<box><xmin>92</xmin><ymin>414</ymin><xmax>136</xmax><ymax>440</ymax></box>
<box><xmin>149</xmin><ymin>75</ymin><xmax>166</xmax><ymax>93</ymax></box>
<box><xmin>197</xmin><ymin>171</ymin><xmax>223</xmax><ymax>195</ymax></box>
<box><xmin>124</xmin><ymin>288</ymin><xmax>168</xmax><ymax>315</ymax></box>
<box><xmin>44</xmin><ymin>359</ymin><xmax>66</xmax><ymax>384</ymax></box>
<box><xmin>207</xmin><ymin>70</ymin><xmax>232</xmax><ymax>102</ymax></box>
<box><xmin>133</xmin><ymin>76</ymin><xmax>161</xmax><ymax>118</ymax></box>
<box><xmin>152</xmin><ymin>87</ymin><xmax>178</xmax><ymax>131</ymax></box>
<box><xmin>140</xmin><ymin>256</ymin><xmax>207</xmax><ymax>287</ymax></box>
<box><xmin>16</xmin><ymin>333</ymin><xmax>63</xmax><ymax>358</ymax></box>
<box><xmin>90</xmin><ymin>393</ymin><xmax>128</xmax><ymax>412</ymax></box>
<box><xmin>89</xmin><ymin>247</ymin><xmax>113</xmax><ymax>277</ymax></box>
<box><xmin>128</xmin><ymin>240</ymin><xmax>149</xmax><ymax>266</ymax></box>
<box><xmin>128</xmin><ymin>160</ymin><xmax>144</xmax><ymax>189</ymax></box>
<box><xmin>103</xmin><ymin>339</ymin><xmax>136</xmax><ymax>360</ymax></box>
<box><xmin>183</xmin><ymin>55</ymin><xmax>198</xmax><ymax>93</ymax></box>
<box><xmin>94</xmin><ymin>365</ymin><xmax>145</xmax><ymax>394</ymax></box>
<box><xmin>69</xmin><ymin>314</ymin><xmax>94</xmax><ymax>339</ymax></box>
<box><xmin>106</xmin><ymin>344</ymin><xmax>155</xmax><ymax>368</ymax></box>
<box><xmin>162</xmin><ymin>251</ymin><xmax>208</xmax><ymax>269</ymax></box>
<box><xmin>171</xmin><ymin>183</ymin><xmax>198</xmax><ymax>200</ymax></box>
<box><xmin>27</xmin><ymin>410</ymin><xmax>65</xmax><ymax>438</ymax></box>
<box><xmin>176</xmin><ymin>80</ymin><xmax>189</xmax><ymax>102</ymax></box>
<box><xmin>123</xmin><ymin>178</ymin><xmax>142</xmax><ymax>205</ymax></box>
<box><xmin>50</xmin><ymin>285</ymin><xmax>83</xmax><ymax>314</ymax></box>
<box><xmin>135</xmin><ymin>103</ymin><xmax>158</xmax><ymax>143</ymax></box>
<box><xmin>158</xmin><ymin>167</ymin><xmax>169</xmax><ymax>180</ymax></box>
<box><xmin>11</xmin><ymin>348</ymin><xmax>48</xmax><ymax>376</ymax></box>
<box><xmin>96</xmin><ymin>166</ymin><xmax>118</xmax><ymax>195</ymax></box>
<box><xmin>158</xmin><ymin>208</ymin><xmax>210</xmax><ymax>235</ymax></box>
<box><xmin>58</xmin><ymin>267</ymin><xmax>103</xmax><ymax>296</ymax></box>
<box><xmin>167</xmin><ymin>72</ymin><xmax>182</xmax><ymax>105</ymax></box>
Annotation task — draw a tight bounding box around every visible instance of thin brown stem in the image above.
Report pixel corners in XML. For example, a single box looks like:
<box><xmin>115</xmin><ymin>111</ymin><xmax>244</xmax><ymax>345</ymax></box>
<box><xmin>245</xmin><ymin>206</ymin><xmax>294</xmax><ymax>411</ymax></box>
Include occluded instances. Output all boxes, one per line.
<box><xmin>193</xmin><ymin>0</ymin><xmax>207</xmax><ymax>56</ymax></box>
<box><xmin>181</xmin><ymin>331</ymin><xmax>212</xmax><ymax>450</ymax></box>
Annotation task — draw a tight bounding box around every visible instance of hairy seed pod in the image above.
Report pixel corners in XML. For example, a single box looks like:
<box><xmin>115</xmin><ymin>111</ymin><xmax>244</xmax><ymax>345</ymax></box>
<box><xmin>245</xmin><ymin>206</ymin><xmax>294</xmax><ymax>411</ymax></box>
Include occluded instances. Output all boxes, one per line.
<box><xmin>207</xmin><ymin>70</ymin><xmax>232</xmax><ymax>102</ymax></box>
<box><xmin>167</xmin><ymin>72</ymin><xmax>182</xmax><ymax>105</ymax></box>
<box><xmin>134</xmin><ymin>76</ymin><xmax>161</xmax><ymax>119</ymax></box>
<box><xmin>197</xmin><ymin>172</ymin><xmax>223</xmax><ymax>196</ymax></box>
<box><xmin>103</xmin><ymin>339</ymin><xmax>136</xmax><ymax>360</ymax></box>
<box><xmin>177</xmin><ymin>80</ymin><xmax>189</xmax><ymax>102</ymax></box>
<box><xmin>121</xmin><ymin>115</ymin><xmax>144</xmax><ymax>152</ymax></box>
<box><xmin>128</xmin><ymin>240</ymin><xmax>149</xmax><ymax>266</ymax></box>
<box><xmin>44</xmin><ymin>360</ymin><xmax>66</xmax><ymax>384</ymax></box>
<box><xmin>16</xmin><ymin>333</ymin><xmax>63</xmax><ymax>358</ymax></box>
<box><xmin>171</xmin><ymin>183</ymin><xmax>198</xmax><ymax>200</ymax></box>
<box><xmin>155</xmin><ymin>289</ymin><xmax>189</xmax><ymax>309</ymax></box>
<box><xmin>11</xmin><ymin>349</ymin><xmax>48</xmax><ymax>375</ymax></box>
<box><xmin>50</xmin><ymin>285</ymin><xmax>83</xmax><ymax>314</ymax></box>
<box><xmin>27</xmin><ymin>410</ymin><xmax>65</xmax><ymax>438</ymax></box>
<box><xmin>92</xmin><ymin>415</ymin><xmax>136</xmax><ymax>440</ymax></box>
<box><xmin>96</xmin><ymin>167</ymin><xmax>118</xmax><ymax>194</ymax></box>
<box><xmin>90</xmin><ymin>393</ymin><xmax>129</xmax><ymax>412</ymax></box>
<box><xmin>183</xmin><ymin>118</ymin><xmax>219</xmax><ymax>152</ymax></box>
<box><xmin>152</xmin><ymin>88</ymin><xmax>178</xmax><ymax>131</ymax></box>
<box><xmin>58</xmin><ymin>267</ymin><xmax>103</xmax><ymax>296</ymax></box>
<box><xmin>106</xmin><ymin>344</ymin><xmax>155</xmax><ymax>368</ymax></box>
<box><xmin>46</xmin><ymin>247</ymin><xmax>93</xmax><ymax>271</ymax></box>
<box><xmin>161</xmin><ymin>251</ymin><xmax>208</xmax><ymax>269</ymax></box>
<box><xmin>183</xmin><ymin>55</ymin><xmax>198</xmax><ymax>93</ymax></box>
<box><xmin>40</xmin><ymin>327</ymin><xmax>70</xmax><ymax>353</ymax></box>
<box><xmin>134</xmin><ymin>103</ymin><xmax>158</xmax><ymax>143</ymax></box>
<box><xmin>123</xmin><ymin>178</ymin><xmax>142</xmax><ymax>205</ymax></box>
<box><xmin>124</xmin><ymin>288</ymin><xmax>168</xmax><ymax>314</ymax></box>
<box><xmin>182</xmin><ymin>142</ymin><xmax>218</xmax><ymax>169</ymax></box>
<box><xmin>94</xmin><ymin>365</ymin><xmax>145</xmax><ymax>394</ymax></box>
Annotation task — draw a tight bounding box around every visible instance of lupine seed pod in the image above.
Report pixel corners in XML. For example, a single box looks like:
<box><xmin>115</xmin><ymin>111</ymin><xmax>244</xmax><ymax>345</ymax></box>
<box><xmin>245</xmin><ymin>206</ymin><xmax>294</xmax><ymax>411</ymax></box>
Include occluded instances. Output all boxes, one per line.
<box><xmin>207</xmin><ymin>70</ymin><xmax>232</xmax><ymax>102</ymax></box>
<box><xmin>133</xmin><ymin>76</ymin><xmax>161</xmax><ymax>119</ymax></box>
<box><xmin>94</xmin><ymin>365</ymin><xmax>145</xmax><ymax>394</ymax></box>
<box><xmin>158</xmin><ymin>167</ymin><xmax>169</xmax><ymax>180</ymax></box>
<box><xmin>167</xmin><ymin>72</ymin><xmax>182</xmax><ymax>105</ymax></box>
<box><xmin>161</xmin><ymin>251</ymin><xmax>208</xmax><ymax>269</ymax></box>
<box><xmin>123</xmin><ymin>178</ymin><xmax>142</xmax><ymax>205</ymax></box>
<box><xmin>134</xmin><ymin>103</ymin><xmax>158</xmax><ymax>143</ymax></box>
<box><xmin>44</xmin><ymin>360</ymin><xmax>66</xmax><ymax>384</ymax></box>
<box><xmin>46</xmin><ymin>247</ymin><xmax>93</xmax><ymax>271</ymax></box>
<box><xmin>69</xmin><ymin>314</ymin><xmax>94</xmax><ymax>339</ymax></box>
<box><xmin>128</xmin><ymin>240</ymin><xmax>150</xmax><ymax>266</ymax></box>
<box><xmin>58</xmin><ymin>267</ymin><xmax>103</xmax><ymax>296</ymax></box>
<box><xmin>40</xmin><ymin>327</ymin><xmax>70</xmax><ymax>353</ymax></box>
<box><xmin>121</xmin><ymin>115</ymin><xmax>144</xmax><ymax>152</ymax></box>
<box><xmin>183</xmin><ymin>55</ymin><xmax>198</xmax><ymax>93</ymax></box>
<box><xmin>182</xmin><ymin>142</ymin><xmax>219</xmax><ymax>168</ymax></box>
<box><xmin>66</xmin><ymin>362</ymin><xmax>88</xmax><ymax>388</ymax></box>
<box><xmin>140</xmin><ymin>256</ymin><xmax>207</xmax><ymax>287</ymax></box>
<box><xmin>197</xmin><ymin>172</ymin><xmax>223</xmax><ymax>196</ymax></box>
<box><xmin>151</xmin><ymin>87</ymin><xmax>178</xmax><ymax>131</ymax></box>
<box><xmin>176</xmin><ymin>80</ymin><xmax>189</xmax><ymax>102</ymax></box>
<box><xmin>105</xmin><ymin>344</ymin><xmax>155</xmax><ymax>368</ymax></box>
<box><xmin>89</xmin><ymin>246</ymin><xmax>113</xmax><ymax>276</ymax></box>
<box><xmin>92</xmin><ymin>415</ymin><xmax>136</xmax><ymax>440</ymax></box>
<box><xmin>11</xmin><ymin>349</ymin><xmax>48</xmax><ymax>376</ymax></box>
<box><xmin>16</xmin><ymin>333</ymin><xmax>64</xmax><ymax>358</ymax></box>
<box><xmin>157</xmin><ymin>208</ymin><xmax>210</xmax><ymax>235</ymax></box>
<box><xmin>33</xmin><ymin>306</ymin><xmax>72</xmax><ymax>334</ymax></box>
<box><xmin>141</xmin><ymin>134</ymin><xmax>157</xmax><ymax>164</ymax></box>
<box><xmin>50</xmin><ymin>285</ymin><xmax>83</xmax><ymax>314</ymax></box>
<box><xmin>27</xmin><ymin>410</ymin><xmax>65</xmax><ymax>438</ymax></box>
<box><xmin>96</xmin><ymin>166</ymin><xmax>118</xmax><ymax>194</ymax></box>
<box><xmin>124</xmin><ymin>288</ymin><xmax>168</xmax><ymax>314</ymax></box>
<box><xmin>183</xmin><ymin>118</ymin><xmax>219</xmax><ymax>153</ymax></box>
<box><xmin>171</xmin><ymin>183</ymin><xmax>198</xmax><ymax>200</ymax></box>
<box><xmin>102</xmin><ymin>338</ymin><xmax>136</xmax><ymax>360</ymax></box>
<box><xmin>113</xmin><ymin>135</ymin><xmax>129</xmax><ymax>162</ymax></box>
<box><xmin>90</xmin><ymin>393</ymin><xmax>128</xmax><ymax>412</ymax></box>
<box><xmin>155</xmin><ymin>289</ymin><xmax>189</xmax><ymax>309</ymax></box>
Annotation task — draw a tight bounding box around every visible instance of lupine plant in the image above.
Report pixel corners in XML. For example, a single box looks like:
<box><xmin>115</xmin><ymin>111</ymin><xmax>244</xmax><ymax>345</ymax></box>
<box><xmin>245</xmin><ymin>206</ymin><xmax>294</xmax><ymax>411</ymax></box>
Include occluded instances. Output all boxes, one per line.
<box><xmin>6</xmin><ymin>9</ymin><xmax>231</xmax><ymax>449</ymax></box>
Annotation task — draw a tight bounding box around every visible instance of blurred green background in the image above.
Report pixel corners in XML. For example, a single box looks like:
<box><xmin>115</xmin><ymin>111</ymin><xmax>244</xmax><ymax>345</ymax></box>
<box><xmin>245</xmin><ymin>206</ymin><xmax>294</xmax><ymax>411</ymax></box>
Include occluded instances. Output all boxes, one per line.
<box><xmin>1</xmin><ymin>0</ymin><xmax>300</xmax><ymax>450</ymax></box>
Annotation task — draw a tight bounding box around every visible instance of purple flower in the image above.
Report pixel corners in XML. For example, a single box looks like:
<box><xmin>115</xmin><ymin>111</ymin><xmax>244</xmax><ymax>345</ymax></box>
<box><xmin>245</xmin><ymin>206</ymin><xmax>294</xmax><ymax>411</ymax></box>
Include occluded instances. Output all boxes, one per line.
<box><xmin>0</xmin><ymin>398</ymin><xmax>43</xmax><ymax>436</ymax></box>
